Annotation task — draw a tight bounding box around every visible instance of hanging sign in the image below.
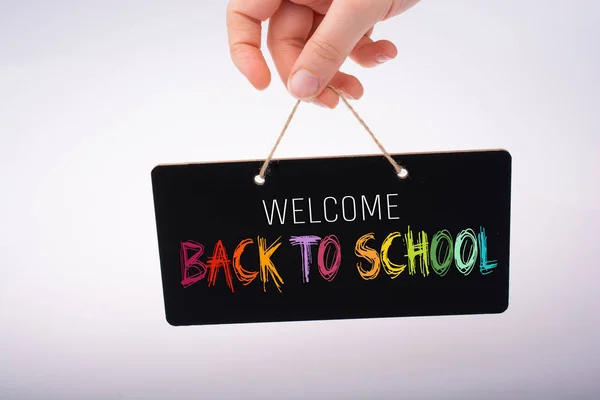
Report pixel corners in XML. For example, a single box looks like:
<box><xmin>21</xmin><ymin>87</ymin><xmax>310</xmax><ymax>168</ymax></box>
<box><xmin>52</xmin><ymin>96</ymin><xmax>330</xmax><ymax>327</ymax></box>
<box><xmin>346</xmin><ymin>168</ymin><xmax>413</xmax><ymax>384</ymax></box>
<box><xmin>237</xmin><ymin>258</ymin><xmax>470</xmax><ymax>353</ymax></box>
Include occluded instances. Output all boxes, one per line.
<box><xmin>151</xmin><ymin>149</ymin><xmax>512</xmax><ymax>326</ymax></box>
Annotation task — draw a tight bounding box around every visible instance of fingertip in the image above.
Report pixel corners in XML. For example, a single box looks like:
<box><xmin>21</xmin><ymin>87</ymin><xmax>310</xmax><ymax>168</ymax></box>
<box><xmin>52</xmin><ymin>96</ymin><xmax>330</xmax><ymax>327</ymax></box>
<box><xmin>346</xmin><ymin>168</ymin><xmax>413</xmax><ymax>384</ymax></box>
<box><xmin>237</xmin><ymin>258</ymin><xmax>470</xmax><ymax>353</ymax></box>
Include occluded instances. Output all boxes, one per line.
<box><xmin>375</xmin><ymin>54</ymin><xmax>395</xmax><ymax>64</ymax></box>
<box><xmin>316</xmin><ymin>87</ymin><xmax>340</xmax><ymax>109</ymax></box>
<box><xmin>379</xmin><ymin>39</ymin><xmax>398</xmax><ymax>57</ymax></box>
<box><xmin>350</xmin><ymin>39</ymin><xmax>398</xmax><ymax>68</ymax></box>
<box><xmin>374</xmin><ymin>40</ymin><xmax>398</xmax><ymax>64</ymax></box>
<box><xmin>287</xmin><ymin>68</ymin><xmax>321</xmax><ymax>100</ymax></box>
<box><xmin>328</xmin><ymin>72</ymin><xmax>364</xmax><ymax>101</ymax></box>
<box><xmin>252</xmin><ymin>70</ymin><xmax>272</xmax><ymax>91</ymax></box>
<box><xmin>234</xmin><ymin>56</ymin><xmax>272</xmax><ymax>91</ymax></box>
<box><xmin>308</xmin><ymin>99</ymin><xmax>328</xmax><ymax>108</ymax></box>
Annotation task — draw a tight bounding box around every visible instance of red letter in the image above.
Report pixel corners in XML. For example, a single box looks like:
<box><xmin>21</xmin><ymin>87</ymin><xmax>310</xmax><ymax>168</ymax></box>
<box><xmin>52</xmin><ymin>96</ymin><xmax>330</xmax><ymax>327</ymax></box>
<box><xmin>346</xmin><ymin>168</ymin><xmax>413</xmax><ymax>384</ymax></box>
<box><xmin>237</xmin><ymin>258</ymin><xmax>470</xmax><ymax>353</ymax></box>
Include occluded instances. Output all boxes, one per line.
<box><xmin>207</xmin><ymin>240</ymin><xmax>235</xmax><ymax>293</ymax></box>
<box><xmin>180</xmin><ymin>241</ymin><xmax>207</xmax><ymax>288</ymax></box>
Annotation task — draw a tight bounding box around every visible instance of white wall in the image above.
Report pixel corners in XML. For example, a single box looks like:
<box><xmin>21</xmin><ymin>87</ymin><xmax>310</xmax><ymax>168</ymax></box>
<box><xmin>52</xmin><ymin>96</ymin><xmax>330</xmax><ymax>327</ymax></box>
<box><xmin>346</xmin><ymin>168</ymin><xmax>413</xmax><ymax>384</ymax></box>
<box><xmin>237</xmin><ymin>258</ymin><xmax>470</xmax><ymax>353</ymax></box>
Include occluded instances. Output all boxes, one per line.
<box><xmin>0</xmin><ymin>1</ymin><xmax>598</xmax><ymax>399</ymax></box>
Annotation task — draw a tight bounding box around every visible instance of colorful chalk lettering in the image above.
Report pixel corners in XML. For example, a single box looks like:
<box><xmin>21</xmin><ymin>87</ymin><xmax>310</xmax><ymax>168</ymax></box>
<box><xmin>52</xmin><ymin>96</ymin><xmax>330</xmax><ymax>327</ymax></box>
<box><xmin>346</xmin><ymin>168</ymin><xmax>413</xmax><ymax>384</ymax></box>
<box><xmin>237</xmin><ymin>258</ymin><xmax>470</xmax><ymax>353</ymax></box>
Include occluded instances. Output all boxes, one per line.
<box><xmin>232</xmin><ymin>238</ymin><xmax>258</xmax><ymax>286</ymax></box>
<box><xmin>258</xmin><ymin>236</ymin><xmax>284</xmax><ymax>293</ymax></box>
<box><xmin>478</xmin><ymin>227</ymin><xmax>499</xmax><ymax>275</ymax></box>
<box><xmin>381</xmin><ymin>232</ymin><xmax>406</xmax><ymax>279</ymax></box>
<box><xmin>180</xmin><ymin>241</ymin><xmax>207</xmax><ymax>288</ymax></box>
<box><xmin>317</xmin><ymin>235</ymin><xmax>342</xmax><ymax>282</ymax></box>
<box><xmin>290</xmin><ymin>235</ymin><xmax>320</xmax><ymax>283</ymax></box>
<box><xmin>455</xmin><ymin>229</ymin><xmax>478</xmax><ymax>276</ymax></box>
<box><xmin>355</xmin><ymin>233</ymin><xmax>381</xmax><ymax>280</ymax></box>
<box><xmin>430</xmin><ymin>230</ymin><xmax>454</xmax><ymax>277</ymax></box>
<box><xmin>179</xmin><ymin>226</ymin><xmax>499</xmax><ymax>293</ymax></box>
<box><xmin>207</xmin><ymin>240</ymin><xmax>235</xmax><ymax>292</ymax></box>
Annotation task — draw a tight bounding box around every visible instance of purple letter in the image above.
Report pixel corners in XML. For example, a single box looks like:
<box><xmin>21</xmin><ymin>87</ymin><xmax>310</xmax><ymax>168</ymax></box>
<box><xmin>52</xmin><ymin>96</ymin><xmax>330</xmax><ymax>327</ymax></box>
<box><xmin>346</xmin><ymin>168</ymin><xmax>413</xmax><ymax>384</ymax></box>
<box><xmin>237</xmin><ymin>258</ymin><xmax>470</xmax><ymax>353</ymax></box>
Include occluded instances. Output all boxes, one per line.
<box><xmin>289</xmin><ymin>235</ymin><xmax>321</xmax><ymax>283</ymax></box>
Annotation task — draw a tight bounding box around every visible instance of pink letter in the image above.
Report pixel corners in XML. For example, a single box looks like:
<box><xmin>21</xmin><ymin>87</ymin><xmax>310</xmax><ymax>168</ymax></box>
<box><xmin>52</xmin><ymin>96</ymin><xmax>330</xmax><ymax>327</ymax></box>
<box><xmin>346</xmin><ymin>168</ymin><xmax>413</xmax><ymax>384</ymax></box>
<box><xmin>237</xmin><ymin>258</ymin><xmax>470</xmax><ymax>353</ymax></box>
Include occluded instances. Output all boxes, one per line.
<box><xmin>180</xmin><ymin>241</ymin><xmax>207</xmax><ymax>288</ymax></box>
<box><xmin>318</xmin><ymin>235</ymin><xmax>342</xmax><ymax>282</ymax></box>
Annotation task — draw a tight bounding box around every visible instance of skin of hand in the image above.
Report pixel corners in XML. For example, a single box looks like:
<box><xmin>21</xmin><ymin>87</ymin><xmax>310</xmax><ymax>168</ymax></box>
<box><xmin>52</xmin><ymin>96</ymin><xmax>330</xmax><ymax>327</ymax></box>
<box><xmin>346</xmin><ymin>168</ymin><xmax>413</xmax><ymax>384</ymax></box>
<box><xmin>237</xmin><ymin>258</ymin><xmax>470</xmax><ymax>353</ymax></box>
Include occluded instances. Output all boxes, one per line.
<box><xmin>226</xmin><ymin>0</ymin><xmax>420</xmax><ymax>108</ymax></box>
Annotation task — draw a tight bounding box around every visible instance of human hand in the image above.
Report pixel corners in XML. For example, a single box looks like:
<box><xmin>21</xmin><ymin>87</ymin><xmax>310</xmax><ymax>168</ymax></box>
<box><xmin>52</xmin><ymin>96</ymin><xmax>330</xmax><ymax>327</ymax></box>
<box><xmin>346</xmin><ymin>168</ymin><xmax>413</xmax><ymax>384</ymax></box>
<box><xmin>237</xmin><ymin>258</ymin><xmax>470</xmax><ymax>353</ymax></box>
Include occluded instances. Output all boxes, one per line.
<box><xmin>226</xmin><ymin>0</ymin><xmax>420</xmax><ymax>108</ymax></box>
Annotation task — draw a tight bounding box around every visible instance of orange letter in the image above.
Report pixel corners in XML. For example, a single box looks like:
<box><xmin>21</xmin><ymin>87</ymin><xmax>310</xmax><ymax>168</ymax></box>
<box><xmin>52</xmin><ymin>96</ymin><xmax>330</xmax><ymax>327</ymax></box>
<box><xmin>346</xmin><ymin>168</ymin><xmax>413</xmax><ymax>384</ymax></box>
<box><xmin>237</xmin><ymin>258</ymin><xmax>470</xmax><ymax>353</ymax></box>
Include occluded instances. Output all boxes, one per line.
<box><xmin>233</xmin><ymin>238</ymin><xmax>258</xmax><ymax>286</ymax></box>
<box><xmin>380</xmin><ymin>232</ymin><xmax>406</xmax><ymax>278</ymax></box>
<box><xmin>258</xmin><ymin>236</ymin><xmax>284</xmax><ymax>293</ymax></box>
<box><xmin>207</xmin><ymin>240</ymin><xmax>235</xmax><ymax>293</ymax></box>
<box><xmin>355</xmin><ymin>233</ymin><xmax>380</xmax><ymax>280</ymax></box>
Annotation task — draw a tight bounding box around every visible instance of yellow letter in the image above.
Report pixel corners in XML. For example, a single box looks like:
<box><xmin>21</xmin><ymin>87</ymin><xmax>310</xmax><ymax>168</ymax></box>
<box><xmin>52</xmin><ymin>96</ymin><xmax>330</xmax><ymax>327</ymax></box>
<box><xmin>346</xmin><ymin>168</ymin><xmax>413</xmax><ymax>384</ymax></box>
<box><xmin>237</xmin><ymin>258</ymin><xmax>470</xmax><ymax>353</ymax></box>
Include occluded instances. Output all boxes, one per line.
<box><xmin>355</xmin><ymin>233</ymin><xmax>380</xmax><ymax>280</ymax></box>
<box><xmin>381</xmin><ymin>232</ymin><xmax>406</xmax><ymax>278</ymax></box>
<box><xmin>405</xmin><ymin>226</ymin><xmax>430</xmax><ymax>277</ymax></box>
<box><xmin>258</xmin><ymin>236</ymin><xmax>284</xmax><ymax>293</ymax></box>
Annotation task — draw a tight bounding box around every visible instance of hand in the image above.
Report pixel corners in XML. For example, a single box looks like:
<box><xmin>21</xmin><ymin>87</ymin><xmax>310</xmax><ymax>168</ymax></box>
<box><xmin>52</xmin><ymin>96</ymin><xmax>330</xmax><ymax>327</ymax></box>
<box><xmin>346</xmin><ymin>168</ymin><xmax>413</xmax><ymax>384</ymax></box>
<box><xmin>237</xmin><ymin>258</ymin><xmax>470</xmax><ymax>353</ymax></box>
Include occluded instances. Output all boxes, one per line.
<box><xmin>226</xmin><ymin>0</ymin><xmax>420</xmax><ymax>108</ymax></box>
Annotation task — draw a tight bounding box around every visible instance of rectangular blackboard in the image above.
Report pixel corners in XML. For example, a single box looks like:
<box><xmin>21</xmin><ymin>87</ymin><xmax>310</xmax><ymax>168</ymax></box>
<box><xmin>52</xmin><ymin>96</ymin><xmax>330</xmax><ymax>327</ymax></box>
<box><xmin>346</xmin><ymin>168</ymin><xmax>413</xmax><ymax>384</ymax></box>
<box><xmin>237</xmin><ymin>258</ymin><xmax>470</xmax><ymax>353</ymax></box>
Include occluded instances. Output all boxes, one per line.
<box><xmin>151</xmin><ymin>150</ymin><xmax>511</xmax><ymax>326</ymax></box>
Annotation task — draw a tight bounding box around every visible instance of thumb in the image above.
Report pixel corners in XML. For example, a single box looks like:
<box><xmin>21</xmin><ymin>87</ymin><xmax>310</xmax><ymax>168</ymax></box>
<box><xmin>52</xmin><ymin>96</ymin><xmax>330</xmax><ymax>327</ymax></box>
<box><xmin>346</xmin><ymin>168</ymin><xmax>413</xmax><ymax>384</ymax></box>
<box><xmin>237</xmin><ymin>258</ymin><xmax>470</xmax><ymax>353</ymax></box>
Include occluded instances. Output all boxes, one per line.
<box><xmin>287</xmin><ymin>0</ymin><xmax>389</xmax><ymax>100</ymax></box>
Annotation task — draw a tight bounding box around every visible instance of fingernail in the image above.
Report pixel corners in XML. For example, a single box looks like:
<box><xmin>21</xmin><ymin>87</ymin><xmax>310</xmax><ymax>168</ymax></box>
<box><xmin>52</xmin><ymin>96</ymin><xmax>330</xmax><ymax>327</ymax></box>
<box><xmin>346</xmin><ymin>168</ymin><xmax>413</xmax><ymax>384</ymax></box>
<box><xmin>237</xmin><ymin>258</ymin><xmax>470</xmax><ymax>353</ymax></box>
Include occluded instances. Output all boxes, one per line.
<box><xmin>310</xmin><ymin>99</ymin><xmax>329</xmax><ymax>108</ymax></box>
<box><xmin>376</xmin><ymin>54</ymin><xmax>393</xmax><ymax>64</ymax></box>
<box><xmin>338</xmin><ymin>89</ymin><xmax>355</xmax><ymax>100</ymax></box>
<box><xmin>288</xmin><ymin>69</ymin><xmax>320</xmax><ymax>99</ymax></box>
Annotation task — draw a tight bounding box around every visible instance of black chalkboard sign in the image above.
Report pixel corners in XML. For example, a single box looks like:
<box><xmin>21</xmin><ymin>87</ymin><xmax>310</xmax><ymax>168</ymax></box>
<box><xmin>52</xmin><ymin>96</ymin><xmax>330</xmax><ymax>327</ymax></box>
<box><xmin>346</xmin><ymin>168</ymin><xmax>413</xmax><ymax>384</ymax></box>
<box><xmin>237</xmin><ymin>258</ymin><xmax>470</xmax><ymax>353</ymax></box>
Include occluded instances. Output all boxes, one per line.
<box><xmin>151</xmin><ymin>150</ymin><xmax>511</xmax><ymax>326</ymax></box>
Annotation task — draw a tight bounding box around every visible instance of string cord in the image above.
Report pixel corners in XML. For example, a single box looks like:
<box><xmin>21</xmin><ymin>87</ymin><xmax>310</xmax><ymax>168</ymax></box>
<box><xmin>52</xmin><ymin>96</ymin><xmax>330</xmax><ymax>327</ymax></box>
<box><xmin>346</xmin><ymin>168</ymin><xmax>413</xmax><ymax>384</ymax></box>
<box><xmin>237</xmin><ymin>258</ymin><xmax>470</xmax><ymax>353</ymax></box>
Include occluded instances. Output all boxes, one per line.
<box><xmin>257</xmin><ymin>85</ymin><xmax>406</xmax><ymax>182</ymax></box>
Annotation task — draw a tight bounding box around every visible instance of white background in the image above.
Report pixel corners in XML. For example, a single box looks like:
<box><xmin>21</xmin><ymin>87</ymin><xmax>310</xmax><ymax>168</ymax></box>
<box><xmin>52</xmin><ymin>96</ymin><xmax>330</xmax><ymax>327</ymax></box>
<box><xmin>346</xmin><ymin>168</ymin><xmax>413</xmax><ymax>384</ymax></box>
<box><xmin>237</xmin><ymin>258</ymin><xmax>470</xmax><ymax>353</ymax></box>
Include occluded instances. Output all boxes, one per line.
<box><xmin>1</xmin><ymin>1</ymin><xmax>599</xmax><ymax>399</ymax></box>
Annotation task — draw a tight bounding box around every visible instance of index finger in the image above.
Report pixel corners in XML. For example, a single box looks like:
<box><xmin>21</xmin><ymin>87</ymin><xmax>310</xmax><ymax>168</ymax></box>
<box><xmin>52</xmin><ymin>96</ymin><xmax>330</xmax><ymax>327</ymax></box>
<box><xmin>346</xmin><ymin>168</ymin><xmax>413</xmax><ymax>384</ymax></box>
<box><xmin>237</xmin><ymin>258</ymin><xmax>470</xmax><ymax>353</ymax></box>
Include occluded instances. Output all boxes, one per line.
<box><xmin>287</xmin><ymin>0</ymin><xmax>389</xmax><ymax>100</ymax></box>
<box><xmin>226</xmin><ymin>0</ymin><xmax>283</xmax><ymax>90</ymax></box>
